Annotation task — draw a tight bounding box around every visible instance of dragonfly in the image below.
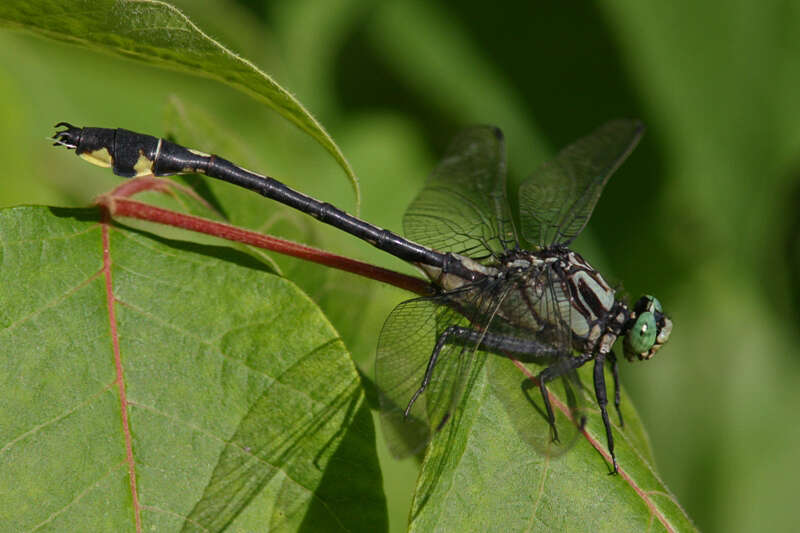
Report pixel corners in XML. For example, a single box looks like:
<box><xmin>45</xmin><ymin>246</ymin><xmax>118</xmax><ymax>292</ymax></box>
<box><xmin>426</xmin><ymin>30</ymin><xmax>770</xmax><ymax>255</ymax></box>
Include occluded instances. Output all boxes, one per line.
<box><xmin>52</xmin><ymin>119</ymin><xmax>672</xmax><ymax>472</ymax></box>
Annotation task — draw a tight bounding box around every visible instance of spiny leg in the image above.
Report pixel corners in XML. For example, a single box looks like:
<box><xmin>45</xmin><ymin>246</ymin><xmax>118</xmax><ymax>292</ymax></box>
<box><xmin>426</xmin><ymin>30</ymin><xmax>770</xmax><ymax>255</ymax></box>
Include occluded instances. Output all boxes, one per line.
<box><xmin>593</xmin><ymin>352</ymin><xmax>617</xmax><ymax>474</ymax></box>
<box><xmin>536</xmin><ymin>353</ymin><xmax>593</xmax><ymax>443</ymax></box>
<box><xmin>405</xmin><ymin>325</ymin><xmax>562</xmax><ymax>417</ymax></box>
<box><xmin>537</xmin><ymin>366</ymin><xmax>561</xmax><ymax>442</ymax></box>
<box><xmin>608</xmin><ymin>350</ymin><xmax>624</xmax><ymax>428</ymax></box>
<box><xmin>404</xmin><ymin>325</ymin><xmax>465</xmax><ymax>417</ymax></box>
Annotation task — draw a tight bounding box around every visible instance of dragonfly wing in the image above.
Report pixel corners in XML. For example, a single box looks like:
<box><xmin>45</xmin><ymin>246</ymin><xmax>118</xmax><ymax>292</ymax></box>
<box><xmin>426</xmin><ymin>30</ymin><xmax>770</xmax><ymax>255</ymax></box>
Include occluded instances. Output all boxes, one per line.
<box><xmin>404</xmin><ymin>126</ymin><xmax>517</xmax><ymax>259</ymax></box>
<box><xmin>518</xmin><ymin>119</ymin><xmax>644</xmax><ymax>247</ymax></box>
<box><xmin>375</xmin><ymin>278</ymin><xmax>508</xmax><ymax>458</ymax></box>
<box><xmin>375</xmin><ymin>297</ymin><xmax>448</xmax><ymax>457</ymax></box>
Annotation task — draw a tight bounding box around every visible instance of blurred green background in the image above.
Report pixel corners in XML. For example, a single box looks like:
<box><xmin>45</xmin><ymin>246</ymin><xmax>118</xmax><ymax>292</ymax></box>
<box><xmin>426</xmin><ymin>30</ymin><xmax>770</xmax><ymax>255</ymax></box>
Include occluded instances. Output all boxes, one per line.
<box><xmin>2</xmin><ymin>1</ymin><xmax>799</xmax><ymax>531</ymax></box>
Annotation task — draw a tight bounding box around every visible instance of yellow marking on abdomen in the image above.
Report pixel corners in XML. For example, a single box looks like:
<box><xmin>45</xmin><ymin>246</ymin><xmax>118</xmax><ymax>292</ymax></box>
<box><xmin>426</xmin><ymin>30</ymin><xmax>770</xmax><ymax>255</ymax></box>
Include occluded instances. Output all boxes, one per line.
<box><xmin>133</xmin><ymin>152</ymin><xmax>154</xmax><ymax>176</ymax></box>
<box><xmin>79</xmin><ymin>148</ymin><xmax>113</xmax><ymax>168</ymax></box>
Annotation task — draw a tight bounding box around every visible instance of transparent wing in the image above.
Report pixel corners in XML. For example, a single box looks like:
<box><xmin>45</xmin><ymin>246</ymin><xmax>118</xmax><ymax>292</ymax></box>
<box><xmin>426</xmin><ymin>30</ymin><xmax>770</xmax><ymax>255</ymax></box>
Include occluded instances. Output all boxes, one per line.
<box><xmin>519</xmin><ymin>119</ymin><xmax>644</xmax><ymax>247</ymax></box>
<box><xmin>404</xmin><ymin>126</ymin><xmax>517</xmax><ymax>260</ymax></box>
<box><xmin>375</xmin><ymin>278</ymin><xmax>508</xmax><ymax>458</ymax></box>
<box><xmin>487</xmin><ymin>264</ymin><xmax>588</xmax><ymax>457</ymax></box>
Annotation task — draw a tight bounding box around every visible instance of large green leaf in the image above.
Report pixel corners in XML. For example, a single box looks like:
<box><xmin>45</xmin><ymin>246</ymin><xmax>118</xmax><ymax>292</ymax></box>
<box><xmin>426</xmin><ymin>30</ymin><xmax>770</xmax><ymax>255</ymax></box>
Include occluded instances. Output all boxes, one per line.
<box><xmin>0</xmin><ymin>0</ymin><xmax>360</xmax><ymax>208</ymax></box>
<box><xmin>0</xmin><ymin>206</ymin><xmax>385</xmax><ymax>532</ymax></box>
<box><xmin>408</xmin><ymin>357</ymin><xmax>695</xmax><ymax>532</ymax></box>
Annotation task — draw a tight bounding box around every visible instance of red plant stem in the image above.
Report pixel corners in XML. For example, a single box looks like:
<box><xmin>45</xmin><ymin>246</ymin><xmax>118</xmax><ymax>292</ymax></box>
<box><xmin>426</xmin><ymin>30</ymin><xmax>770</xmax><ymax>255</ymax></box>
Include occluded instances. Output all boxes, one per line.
<box><xmin>97</xmin><ymin>194</ymin><xmax>433</xmax><ymax>297</ymax></box>
<box><xmin>100</xmin><ymin>211</ymin><xmax>142</xmax><ymax>532</ymax></box>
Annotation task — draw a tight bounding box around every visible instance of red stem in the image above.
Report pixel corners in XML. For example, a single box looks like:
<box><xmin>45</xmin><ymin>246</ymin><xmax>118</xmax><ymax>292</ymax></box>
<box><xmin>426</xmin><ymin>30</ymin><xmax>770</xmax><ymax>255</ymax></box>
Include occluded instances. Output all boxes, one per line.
<box><xmin>95</xmin><ymin>180</ymin><xmax>433</xmax><ymax>297</ymax></box>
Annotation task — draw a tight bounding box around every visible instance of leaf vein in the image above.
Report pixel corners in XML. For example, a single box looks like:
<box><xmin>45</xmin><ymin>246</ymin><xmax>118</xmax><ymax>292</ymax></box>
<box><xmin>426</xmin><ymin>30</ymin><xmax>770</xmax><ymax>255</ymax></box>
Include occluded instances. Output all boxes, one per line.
<box><xmin>0</xmin><ymin>383</ymin><xmax>114</xmax><ymax>455</ymax></box>
<box><xmin>27</xmin><ymin>461</ymin><xmax>127</xmax><ymax>532</ymax></box>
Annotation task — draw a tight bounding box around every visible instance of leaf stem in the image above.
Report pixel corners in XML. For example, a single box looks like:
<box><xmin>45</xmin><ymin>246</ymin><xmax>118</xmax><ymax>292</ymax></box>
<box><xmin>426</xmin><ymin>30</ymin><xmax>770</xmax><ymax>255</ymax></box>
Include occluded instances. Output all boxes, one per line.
<box><xmin>95</xmin><ymin>178</ymin><xmax>433</xmax><ymax>297</ymax></box>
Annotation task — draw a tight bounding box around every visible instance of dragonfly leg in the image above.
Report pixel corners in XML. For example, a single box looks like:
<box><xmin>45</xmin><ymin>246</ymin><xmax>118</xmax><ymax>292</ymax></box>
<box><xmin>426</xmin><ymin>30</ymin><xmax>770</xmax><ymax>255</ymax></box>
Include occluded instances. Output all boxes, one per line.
<box><xmin>594</xmin><ymin>352</ymin><xmax>618</xmax><ymax>474</ymax></box>
<box><xmin>404</xmin><ymin>325</ymin><xmax>473</xmax><ymax>417</ymax></box>
<box><xmin>608</xmin><ymin>350</ymin><xmax>624</xmax><ymax>427</ymax></box>
<box><xmin>537</xmin><ymin>366</ymin><xmax>561</xmax><ymax>443</ymax></box>
<box><xmin>404</xmin><ymin>326</ymin><xmax>562</xmax><ymax>417</ymax></box>
<box><xmin>536</xmin><ymin>352</ymin><xmax>594</xmax><ymax>443</ymax></box>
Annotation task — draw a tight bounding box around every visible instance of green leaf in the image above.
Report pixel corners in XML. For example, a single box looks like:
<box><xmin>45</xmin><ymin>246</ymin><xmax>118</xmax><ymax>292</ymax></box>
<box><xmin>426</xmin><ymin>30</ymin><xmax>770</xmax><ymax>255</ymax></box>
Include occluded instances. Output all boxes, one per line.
<box><xmin>408</xmin><ymin>357</ymin><xmax>695</xmax><ymax>532</ymax></box>
<box><xmin>0</xmin><ymin>0</ymin><xmax>360</xmax><ymax>210</ymax></box>
<box><xmin>368</xmin><ymin>1</ymin><xmax>550</xmax><ymax>174</ymax></box>
<box><xmin>0</xmin><ymin>206</ymin><xmax>385</xmax><ymax>532</ymax></box>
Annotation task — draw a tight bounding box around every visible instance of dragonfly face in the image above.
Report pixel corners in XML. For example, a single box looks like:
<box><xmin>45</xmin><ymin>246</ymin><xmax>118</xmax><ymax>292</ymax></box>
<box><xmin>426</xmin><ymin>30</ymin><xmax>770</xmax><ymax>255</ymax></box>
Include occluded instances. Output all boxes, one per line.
<box><xmin>624</xmin><ymin>295</ymin><xmax>673</xmax><ymax>361</ymax></box>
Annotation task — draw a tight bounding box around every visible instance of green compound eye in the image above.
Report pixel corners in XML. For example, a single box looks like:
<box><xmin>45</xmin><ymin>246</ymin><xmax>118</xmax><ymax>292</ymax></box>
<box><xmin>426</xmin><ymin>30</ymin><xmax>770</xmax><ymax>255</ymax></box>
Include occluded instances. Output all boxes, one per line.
<box><xmin>626</xmin><ymin>311</ymin><xmax>657</xmax><ymax>355</ymax></box>
<box><xmin>648</xmin><ymin>295</ymin><xmax>662</xmax><ymax>314</ymax></box>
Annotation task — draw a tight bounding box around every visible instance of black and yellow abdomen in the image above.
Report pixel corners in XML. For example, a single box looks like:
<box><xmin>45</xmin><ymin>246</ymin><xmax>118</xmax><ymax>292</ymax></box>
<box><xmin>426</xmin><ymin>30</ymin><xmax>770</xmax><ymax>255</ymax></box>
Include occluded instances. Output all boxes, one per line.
<box><xmin>52</xmin><ymin>122</ymin><xmax>459</xmax><ymax>273</ymax></box>
<box><xmin>53</xmin><ymin>122</ymin><xmax>210</xmax><ymax>178</ymax></box>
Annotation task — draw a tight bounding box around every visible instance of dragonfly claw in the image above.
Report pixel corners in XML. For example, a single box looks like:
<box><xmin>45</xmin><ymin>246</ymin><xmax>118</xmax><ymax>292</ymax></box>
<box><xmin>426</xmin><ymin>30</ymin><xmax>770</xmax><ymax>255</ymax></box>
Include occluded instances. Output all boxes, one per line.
<box><xmin>52</xmin><ymin>122</ymin><xmax>81</xmax><ymax>149</ymax></box>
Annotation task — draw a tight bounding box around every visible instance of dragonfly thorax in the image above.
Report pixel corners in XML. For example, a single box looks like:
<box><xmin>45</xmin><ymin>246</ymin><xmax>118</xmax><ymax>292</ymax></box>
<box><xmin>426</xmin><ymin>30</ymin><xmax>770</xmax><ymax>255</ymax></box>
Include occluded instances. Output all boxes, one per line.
<box><xmin>513</xmin><ymin>248</ymin><xmax>620</xmax><ymax>351</ymax></box>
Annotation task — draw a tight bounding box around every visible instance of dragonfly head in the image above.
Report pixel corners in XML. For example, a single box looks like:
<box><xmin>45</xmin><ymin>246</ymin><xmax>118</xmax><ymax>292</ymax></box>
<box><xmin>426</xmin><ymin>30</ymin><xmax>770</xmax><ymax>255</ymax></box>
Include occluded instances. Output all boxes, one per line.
<box><xmin>623</xmin><ymin>295</ymin><xmax>672</xmax><ymax>361</ymax></box>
